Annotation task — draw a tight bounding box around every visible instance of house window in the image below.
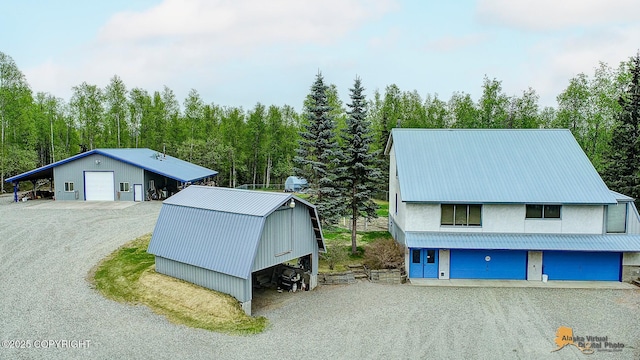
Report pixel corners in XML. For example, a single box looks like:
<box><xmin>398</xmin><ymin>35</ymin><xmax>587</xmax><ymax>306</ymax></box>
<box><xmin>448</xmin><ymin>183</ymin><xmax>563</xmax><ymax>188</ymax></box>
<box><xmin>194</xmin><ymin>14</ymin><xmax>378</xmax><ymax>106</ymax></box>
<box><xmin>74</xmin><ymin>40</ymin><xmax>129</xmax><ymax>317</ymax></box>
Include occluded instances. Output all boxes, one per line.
<box><xmin>526</xmin><ymin>204</ymin><xmax>561</xmax><ymax>219</ymax></box>
<box><xmin>119</xmin><ymin>182</ymin><xmax>130</xmax><ymax>192</ymax></box>
<box><xmin>64</xmin><ymin>182</ymin><xmax>74</xmax><ymax>192</ymax></box>
<box><xmin>395</xmin><ymin>193</ymin><xmax>398</xmax><ymax>215</ymax></box>
<box><xmin>606</xmin><ymin>203</ymin><xmax>627</xmax><ymax>233</ymax></box>
<box><xmin>412</xmin><ymin>249</ymin><xmax>421</xmax><ymax>263</ymax></box>
<box><xmin>441</xmin><ymin>204</ymin><xmax>482</xmax><ymax>226</ymax></box>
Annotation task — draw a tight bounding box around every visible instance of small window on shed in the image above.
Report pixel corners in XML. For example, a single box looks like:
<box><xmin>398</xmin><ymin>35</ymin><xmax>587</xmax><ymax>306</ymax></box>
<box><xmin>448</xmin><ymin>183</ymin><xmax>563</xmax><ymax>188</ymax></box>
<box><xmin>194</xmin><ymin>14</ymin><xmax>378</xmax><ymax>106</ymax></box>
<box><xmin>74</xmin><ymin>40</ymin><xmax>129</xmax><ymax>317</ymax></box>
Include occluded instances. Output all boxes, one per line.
<box><xmin>64</xmin><ymin>182</ymin><xmax>74</xmax><ymax>192</ymax></box>
<box><xmin>119</xmin><ymin>182</ymin><xmax>130</xmax><ymax>192</ymax></box>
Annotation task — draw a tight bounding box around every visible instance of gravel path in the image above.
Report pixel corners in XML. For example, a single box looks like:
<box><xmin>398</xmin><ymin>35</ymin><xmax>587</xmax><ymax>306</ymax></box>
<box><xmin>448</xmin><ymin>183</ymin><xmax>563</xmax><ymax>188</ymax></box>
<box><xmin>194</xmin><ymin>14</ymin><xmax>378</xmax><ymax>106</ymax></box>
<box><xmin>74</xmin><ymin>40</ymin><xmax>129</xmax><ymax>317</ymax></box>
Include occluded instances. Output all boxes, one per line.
<box><xmin>1</xmin><ymin>197</ymin><xmax>639</xmax><ymax>359</ymax></box>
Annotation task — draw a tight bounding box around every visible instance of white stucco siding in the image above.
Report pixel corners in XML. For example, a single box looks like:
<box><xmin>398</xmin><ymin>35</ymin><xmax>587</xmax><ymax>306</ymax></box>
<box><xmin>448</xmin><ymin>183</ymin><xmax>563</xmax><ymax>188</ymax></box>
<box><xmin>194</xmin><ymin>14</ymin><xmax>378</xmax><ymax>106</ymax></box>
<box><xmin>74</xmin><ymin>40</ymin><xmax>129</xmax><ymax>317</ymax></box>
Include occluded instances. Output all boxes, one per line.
<box><xmin>388</xmin><ymin>145</ymin><xmax>407</xmax><ymax>231</ymax></box>
<box><xmin>523</xmin><ymin>218</ymin><xmax>563</xmax><ymax>233</ymax></box>
<box><xmin>403</xmin><ymin>203</ymin><xmax>606</xmax><ymax>234</ymax></box>
<box><xmin>483</xmin><ymin>205</ymin><xmax>525</xmax><ymax>232</ymax></box>
<box><xmin>405</xmin><ymin>203</ymin><xmax>440</xmax><ymax>231</ymax></box>
<box><xmin>559</xmin><ymin>205</ymin><xmax>603</xmax><ymax>233</ymax></box>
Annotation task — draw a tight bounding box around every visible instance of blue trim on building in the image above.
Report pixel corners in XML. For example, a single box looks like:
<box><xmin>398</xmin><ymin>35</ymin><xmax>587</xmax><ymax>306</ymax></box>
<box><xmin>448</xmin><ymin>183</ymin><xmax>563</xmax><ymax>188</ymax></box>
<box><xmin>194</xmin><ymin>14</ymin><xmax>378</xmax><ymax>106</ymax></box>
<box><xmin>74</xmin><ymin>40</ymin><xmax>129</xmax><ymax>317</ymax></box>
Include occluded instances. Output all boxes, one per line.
<box><xmin>450</xmin><ymin>249</ymin><xmax>527</xmax><ymax>280</ymax></box>
<box><xmin>405</xmin><ymin>232</ymin><xmax>640</xmax><ymax>252</ymax></box>
<box><xmin>542</xmin><ymin>251</ymin><xmax>622</xmax><ymax>281</ymax></box>
<box><xmin>5</xmin><ymin>148</ymin><xmax>218</xmax><ymax>184</ymax></box>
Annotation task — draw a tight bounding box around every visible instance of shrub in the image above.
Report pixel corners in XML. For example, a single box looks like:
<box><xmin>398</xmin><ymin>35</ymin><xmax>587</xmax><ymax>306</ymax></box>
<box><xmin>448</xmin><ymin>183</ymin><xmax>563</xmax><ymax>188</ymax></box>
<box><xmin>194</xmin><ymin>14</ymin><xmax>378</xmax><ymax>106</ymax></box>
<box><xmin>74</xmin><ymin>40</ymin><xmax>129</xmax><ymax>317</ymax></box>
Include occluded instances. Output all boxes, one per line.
<box><xmin>320</xmin><ymin>245</ymin><xmax>347</xmax><ymax>270</ymax></box>
<box><xmin>363</xmin><ymin>238</ymin><xmax>405</xmax><ymax>270</ymax></box>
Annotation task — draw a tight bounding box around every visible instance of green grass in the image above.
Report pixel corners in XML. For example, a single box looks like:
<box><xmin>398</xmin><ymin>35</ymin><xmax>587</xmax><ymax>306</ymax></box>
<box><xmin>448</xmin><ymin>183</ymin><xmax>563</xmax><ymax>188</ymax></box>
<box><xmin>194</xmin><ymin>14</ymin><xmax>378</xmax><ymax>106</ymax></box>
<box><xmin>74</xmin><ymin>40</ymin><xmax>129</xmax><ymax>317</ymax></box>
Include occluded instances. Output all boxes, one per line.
<box><xmin>319</xmin><ymin>225</ymin><xmax>393</xmax><ymax>272</ymax></box>
<box><xmin>90</xmin><ymin>234</ymin><xmax>267</xmax><ymax>335</ymax></box>
<box><xmin>374</xmin><ymin>199</ymin><xmax>389</xmax><ymax>217</ymax></box>
<box><xmin>360</xmin><ymin>231</ymin><xmax>393</xmax><ymax>243</ymax></box>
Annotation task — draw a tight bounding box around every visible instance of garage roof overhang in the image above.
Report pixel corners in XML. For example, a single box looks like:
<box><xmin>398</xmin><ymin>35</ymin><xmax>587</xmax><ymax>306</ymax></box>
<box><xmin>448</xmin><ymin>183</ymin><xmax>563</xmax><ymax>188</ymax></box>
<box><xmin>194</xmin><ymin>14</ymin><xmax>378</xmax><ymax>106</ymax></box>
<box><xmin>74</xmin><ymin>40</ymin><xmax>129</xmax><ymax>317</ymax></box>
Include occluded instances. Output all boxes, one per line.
<box><xmin>5</xmin><ymin>148</ymin><xmax>218</xmax><ymax>184</ymax></box>
<box><xmin>406</xmin><ymin>232</ymin><xmax>640</xmax><ymax>252</ymax></box>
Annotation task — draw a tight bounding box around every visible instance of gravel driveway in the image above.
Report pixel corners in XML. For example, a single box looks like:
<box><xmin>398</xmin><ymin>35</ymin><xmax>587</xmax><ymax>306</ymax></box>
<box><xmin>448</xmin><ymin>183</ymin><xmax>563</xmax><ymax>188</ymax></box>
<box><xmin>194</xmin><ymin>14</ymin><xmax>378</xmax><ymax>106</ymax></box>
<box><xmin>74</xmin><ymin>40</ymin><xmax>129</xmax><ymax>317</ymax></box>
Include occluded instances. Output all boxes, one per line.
<box><xmin>1</xmin><ymin>197</ymin><xmax>639</xmax><ymax>360</ymax></box>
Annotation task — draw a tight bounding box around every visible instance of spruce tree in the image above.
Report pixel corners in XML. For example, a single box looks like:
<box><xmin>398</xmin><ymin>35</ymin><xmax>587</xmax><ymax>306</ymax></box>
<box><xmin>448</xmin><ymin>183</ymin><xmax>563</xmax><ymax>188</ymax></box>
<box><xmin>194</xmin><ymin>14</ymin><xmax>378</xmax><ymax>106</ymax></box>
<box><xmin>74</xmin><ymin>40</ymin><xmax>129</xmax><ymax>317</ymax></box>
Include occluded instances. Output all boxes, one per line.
<box><xmin>294</xmin><ymin>72</ymin><xmax>344</xmax><ymax>225</ymax></box>
<box><xmin>602</xmin><ymin>53</ymin><xmax>640</xmax><ymax>206</ymax></box>
<box><xmin>339</xmin><ymin>77</ymin><xmax>381</xmax><ymax>254</ymax></box>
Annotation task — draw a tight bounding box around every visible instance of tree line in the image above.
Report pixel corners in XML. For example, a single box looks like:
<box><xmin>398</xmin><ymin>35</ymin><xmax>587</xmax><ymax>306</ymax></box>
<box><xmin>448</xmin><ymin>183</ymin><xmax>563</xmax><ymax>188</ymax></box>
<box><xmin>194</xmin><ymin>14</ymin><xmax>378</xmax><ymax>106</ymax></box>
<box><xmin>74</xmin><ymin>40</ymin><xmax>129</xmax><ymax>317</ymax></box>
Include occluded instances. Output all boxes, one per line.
<box><xmin>0</xmin><ymin>50</ymin><xmax>637</xmax><ymax>200</ymax></box>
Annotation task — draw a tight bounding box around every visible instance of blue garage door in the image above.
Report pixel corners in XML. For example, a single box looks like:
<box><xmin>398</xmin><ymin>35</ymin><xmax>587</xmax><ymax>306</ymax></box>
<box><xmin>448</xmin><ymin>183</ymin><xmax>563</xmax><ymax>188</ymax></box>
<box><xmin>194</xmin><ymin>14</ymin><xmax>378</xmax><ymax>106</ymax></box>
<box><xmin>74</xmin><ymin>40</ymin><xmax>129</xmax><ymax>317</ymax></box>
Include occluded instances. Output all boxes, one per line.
<box><xmin>542</xmin><ymin>251</ymin><xmax>621</xmax><ymax>281</ymax></box>
<box><xmin>450</xmin><ymin>249</ymin><xmax>527</xmax><ymax>280</ymax></box>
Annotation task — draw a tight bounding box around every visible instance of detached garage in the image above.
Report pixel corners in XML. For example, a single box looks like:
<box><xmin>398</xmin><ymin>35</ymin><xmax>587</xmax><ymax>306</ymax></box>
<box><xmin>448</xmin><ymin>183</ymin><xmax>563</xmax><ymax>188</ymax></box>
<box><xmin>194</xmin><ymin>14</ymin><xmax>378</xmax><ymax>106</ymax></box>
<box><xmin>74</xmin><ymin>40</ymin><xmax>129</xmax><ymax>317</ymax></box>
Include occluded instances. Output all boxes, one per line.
<box><xmin>147</xmin><ymin>186</ymin><xmax>326</xmax><ymax>315</ymax></box>
<box><xmin>5</xmin><ymin>148</ymin><xmax>217</xmax><ymax>202</ymax></box>
<box><xmin>84</xmin><ymin>171</ymin><xmax>116</xmax><ymax>201</ymax></box>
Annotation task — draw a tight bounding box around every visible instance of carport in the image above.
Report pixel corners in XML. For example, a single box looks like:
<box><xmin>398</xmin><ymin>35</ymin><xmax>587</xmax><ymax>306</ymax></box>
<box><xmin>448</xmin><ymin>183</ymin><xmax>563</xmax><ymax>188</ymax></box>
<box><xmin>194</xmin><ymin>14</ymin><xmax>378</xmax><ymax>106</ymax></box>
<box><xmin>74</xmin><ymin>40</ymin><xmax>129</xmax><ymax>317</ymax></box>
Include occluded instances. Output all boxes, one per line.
<box><xmin>5</xmin><ymin>148</ymin><xmax>217</xmax><ymax>202</ymax></box>
<box><xmin>147</xmin><ymin>186</ymin><xmax>326</xmax><ymax>315</ymax></box>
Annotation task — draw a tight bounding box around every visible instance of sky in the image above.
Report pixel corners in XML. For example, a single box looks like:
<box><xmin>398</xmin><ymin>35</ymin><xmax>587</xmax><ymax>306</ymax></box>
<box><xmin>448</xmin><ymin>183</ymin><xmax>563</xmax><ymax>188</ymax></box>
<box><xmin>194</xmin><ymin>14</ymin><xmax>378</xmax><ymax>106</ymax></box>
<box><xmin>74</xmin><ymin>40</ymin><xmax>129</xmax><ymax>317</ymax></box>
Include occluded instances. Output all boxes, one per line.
<box><xmin>1</xmin><ymin>0</ymin><xmax>639</xmax><ymax>111</ymax></box>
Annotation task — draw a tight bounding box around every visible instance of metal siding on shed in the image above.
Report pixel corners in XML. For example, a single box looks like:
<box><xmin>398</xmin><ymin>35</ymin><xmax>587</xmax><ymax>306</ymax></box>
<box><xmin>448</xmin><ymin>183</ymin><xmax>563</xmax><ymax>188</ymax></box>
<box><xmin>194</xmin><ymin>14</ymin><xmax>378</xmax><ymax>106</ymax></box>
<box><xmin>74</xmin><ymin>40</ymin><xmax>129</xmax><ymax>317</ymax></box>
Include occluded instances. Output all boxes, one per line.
<box><xmin>391</xmin><ymin>129</ymin><xmax>616</xmax><ymax>204</ymax></box>
<box><xmin>450</xmin><ymin>249</ymin><xmax>527</xmax><ymax>280</ymax></box>
<box><xmin>252</xmin><ymin>205</ymin><xmax>317</xmax><ymax>272</ymax></box>
<box><xmin>405</xmin><ymin>232</ymin><xmax>640</xmax><ymax>252</ymax></box>
<box><xmin>148</xmin><ymin>204</ymin><xmax>264</xmax><ymax>279</ymax></box>
<box><xmin>155</xmin><ymin>256</ymin><xmax>251</xmax><ymax>302</ymax></box>
<box><xmin>542</xmin><ymin>251</ymin><xmax>621</xmax><ymax>281</ymax></box>
<box><xmin>54</xmin><ymin>153</ymin><xmax>143</xmax><ymax>201</ymax></box>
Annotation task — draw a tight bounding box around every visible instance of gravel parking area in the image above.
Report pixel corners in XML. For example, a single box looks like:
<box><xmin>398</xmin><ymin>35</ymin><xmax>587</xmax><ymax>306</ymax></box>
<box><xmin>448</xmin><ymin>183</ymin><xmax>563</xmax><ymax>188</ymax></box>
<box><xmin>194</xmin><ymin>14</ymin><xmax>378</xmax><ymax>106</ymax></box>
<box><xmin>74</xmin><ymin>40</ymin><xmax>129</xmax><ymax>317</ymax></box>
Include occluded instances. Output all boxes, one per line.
<box><xmin>1</xmin><ymin>196</ymin><xmax>639</xmax><ymax>359</ymax></box>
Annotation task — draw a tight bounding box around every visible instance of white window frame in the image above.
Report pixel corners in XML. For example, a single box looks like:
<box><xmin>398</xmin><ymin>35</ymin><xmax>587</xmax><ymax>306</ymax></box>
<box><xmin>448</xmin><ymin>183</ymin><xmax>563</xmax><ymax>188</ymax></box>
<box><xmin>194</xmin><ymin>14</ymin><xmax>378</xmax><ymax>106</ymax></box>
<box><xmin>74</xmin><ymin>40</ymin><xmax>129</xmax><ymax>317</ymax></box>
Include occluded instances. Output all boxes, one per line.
<box><xmin>119</xmin><ymin>182</ymin><xmax>130</xmax><ymax>192</ymax></box>
<box><xmin>64</xmin><ymin>182</ymin><xmax>74</xmax><ymax>192</ymax></box>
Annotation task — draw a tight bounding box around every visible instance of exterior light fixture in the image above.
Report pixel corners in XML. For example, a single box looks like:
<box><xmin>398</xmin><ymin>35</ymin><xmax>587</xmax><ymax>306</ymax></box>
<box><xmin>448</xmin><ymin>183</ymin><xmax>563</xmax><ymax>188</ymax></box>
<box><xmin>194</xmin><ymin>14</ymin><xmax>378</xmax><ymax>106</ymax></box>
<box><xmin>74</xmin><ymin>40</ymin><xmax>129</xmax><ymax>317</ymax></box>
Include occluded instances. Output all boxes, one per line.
<box><xmin>289</xmin><ymin>198</ymin><xmax>295</xmax><ymax>208</ymax></box>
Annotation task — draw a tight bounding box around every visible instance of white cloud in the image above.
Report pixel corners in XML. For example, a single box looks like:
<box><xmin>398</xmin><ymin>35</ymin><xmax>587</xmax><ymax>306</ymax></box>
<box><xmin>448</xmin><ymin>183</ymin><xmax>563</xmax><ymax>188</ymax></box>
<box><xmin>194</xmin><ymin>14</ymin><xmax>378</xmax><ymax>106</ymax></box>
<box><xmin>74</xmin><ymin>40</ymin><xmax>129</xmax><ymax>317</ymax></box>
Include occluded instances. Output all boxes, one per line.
<box><xmin>524</xmin><ymin>24</ymin><xmax>640</xmax><ymax>105</ymax></box>
<box><xmin>24</xmin><ymin>0</ymin><xmax>397</xmax><ymax>103</ymax></box>
<box><xmin>476</xmin><ymin>0</ymin><xmax>640</xmax><ymax>31</ymax></box>
<box><xmin>98</xmin><ymin>0</ymin><xmax>396</xmax><ymax>45</ymax></box>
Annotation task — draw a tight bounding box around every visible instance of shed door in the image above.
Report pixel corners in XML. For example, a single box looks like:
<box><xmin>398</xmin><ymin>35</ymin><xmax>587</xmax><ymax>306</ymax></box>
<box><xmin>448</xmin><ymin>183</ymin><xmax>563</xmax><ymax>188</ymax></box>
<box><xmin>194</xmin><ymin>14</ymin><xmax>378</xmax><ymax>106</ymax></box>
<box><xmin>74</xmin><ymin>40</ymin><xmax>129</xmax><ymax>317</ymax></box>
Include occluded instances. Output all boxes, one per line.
<box><xmin>84</xmin><ymin>171</ymin><xmax>115</xmax><ymax>201</ymax></box>
<box><xmin>450</xmin><ymin>249</ymin><xmax>527</xmax><ymax>280</ymax></box>
<box><xmin>542</xmin><ymin>251</ymin><xmax>621</xmax><ymax>281</ymax></box>
<box><xmin>133</xmin><ymin>184</ymin><xmax>143</xmax><ymax>201</ymax></box>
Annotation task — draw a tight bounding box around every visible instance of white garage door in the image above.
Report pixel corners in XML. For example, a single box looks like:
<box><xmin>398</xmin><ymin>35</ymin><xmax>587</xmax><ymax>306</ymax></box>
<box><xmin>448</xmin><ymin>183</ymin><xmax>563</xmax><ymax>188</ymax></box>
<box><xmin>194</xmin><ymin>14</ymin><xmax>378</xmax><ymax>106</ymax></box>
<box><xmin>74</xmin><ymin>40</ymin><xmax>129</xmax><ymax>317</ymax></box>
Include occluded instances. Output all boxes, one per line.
<box><xmin>84</xmin><ymin>171</ymin><xmax>115</xmax><ymax>201</ymax></box>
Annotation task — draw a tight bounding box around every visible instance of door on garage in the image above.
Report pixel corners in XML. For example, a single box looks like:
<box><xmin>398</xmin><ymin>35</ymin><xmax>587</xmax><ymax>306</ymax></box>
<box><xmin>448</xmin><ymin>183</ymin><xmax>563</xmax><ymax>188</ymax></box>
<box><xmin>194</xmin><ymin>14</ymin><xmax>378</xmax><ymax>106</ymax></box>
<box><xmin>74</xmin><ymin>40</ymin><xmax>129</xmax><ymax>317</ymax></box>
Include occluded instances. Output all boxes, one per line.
<box><xmin>409</xmin><ymin>248</ymin><xmax>438</xmax><ymax>278</ymax></box>
<box><xmin>450</xmin><ymin>249</ymin><xmax>527</xmax><ymax>280</ymax></box>
<box><xmin>542</xmin><ymin>251</ymin><xmax>621</xmax><ymax>281</ymax></box>
<box><xmin>84</xmin><ymin>171</ymin><xmax>115</xmax><ymax>201</ymax></box>
<box><xmin>133</xmin><ymin>184</ymin><xmax>143</xmax><ymax>201</ymax></box>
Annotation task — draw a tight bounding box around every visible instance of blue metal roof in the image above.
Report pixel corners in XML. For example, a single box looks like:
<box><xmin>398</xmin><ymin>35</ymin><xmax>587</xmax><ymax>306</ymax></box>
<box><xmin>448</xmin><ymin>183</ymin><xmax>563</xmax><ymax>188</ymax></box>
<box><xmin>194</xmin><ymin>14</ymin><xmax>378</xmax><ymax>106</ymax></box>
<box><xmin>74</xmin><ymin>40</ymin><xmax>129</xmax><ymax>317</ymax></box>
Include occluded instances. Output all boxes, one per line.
<box><xmin>285</xmin><ymin>176</ymin><xmax>308</xmax><ymax>185</ymax></box>
<box><xmin>148</xmin><ymin>204</ymin><xmax>264</xmax><ymax>279</ymax></box>
<box><xmin>5</xmin><ymin>148</ymin><xmax>217</xmax><ymax>183</ymax></box>
<box><xmin>611</xmin><ymin>190</ymin><xmax>634</xmax><ymax>202</ymax></box>
<box><xmin>388</xmin><ymin>129</ymin><xmax>617</xmax><ymax>204</ymax></box>
<box><xmin>148</xmin><ymin>186</ymin><xmax>325</xmax><ymax>279</ymax></box>
<box><xmin>405</xmin><ymin>232</ymin><xmax>640</xmax><ymax>252</ymax></box>
<box><xmin>164</xmin><ymin>185</ymin><xmax>295</xmax><ymax>216</ymax></box>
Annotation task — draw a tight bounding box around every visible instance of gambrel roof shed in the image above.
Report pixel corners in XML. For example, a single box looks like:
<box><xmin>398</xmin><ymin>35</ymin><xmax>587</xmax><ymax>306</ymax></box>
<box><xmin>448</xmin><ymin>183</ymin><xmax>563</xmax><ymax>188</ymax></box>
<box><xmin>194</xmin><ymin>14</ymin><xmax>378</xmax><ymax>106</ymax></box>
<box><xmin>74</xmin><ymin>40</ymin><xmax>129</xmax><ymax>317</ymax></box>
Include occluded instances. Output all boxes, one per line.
<box><xmin>147</xmin><ymin>186</ymin><xmax>326</xmax><ymax>314</ymax></box>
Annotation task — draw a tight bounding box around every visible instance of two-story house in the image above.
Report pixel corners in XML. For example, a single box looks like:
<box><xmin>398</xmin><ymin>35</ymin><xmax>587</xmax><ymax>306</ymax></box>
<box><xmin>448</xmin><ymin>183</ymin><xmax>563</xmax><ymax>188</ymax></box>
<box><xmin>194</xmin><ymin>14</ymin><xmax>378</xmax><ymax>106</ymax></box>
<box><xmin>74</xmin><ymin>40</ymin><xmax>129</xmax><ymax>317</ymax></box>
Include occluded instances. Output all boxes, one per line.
<box><xmin>386</xmin><ymin>129</ymin><xmax>640</xmax><ymax>282</ymax></box>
